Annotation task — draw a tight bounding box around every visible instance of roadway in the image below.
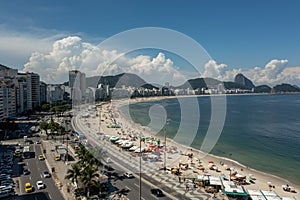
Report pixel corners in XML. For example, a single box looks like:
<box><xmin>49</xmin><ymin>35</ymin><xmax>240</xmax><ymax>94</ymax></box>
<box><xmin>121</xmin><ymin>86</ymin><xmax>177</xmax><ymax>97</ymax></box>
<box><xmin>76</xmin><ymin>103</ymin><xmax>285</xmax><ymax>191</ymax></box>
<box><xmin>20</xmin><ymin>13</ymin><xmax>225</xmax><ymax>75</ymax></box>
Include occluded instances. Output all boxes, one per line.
<box><xmin>6</xmin><ymin>138</ymin><xmax>64</xmax><ymax>200</ymax></box>
<box><xmin>107</xmin><ymin>162</ymin><xmax>171</xmax><ymax>200</ymax></box>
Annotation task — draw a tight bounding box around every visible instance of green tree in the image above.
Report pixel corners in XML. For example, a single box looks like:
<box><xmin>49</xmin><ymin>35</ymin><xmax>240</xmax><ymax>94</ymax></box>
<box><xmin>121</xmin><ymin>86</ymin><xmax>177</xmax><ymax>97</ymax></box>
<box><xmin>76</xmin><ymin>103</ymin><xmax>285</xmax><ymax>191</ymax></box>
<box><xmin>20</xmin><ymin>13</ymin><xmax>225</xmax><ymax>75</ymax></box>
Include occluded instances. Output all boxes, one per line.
<box><xmin>48</xmin><ymin>118</ymin><xmax>60</xmax><ymax>138</ymax></box>
<box><xmin>39</xmin><ymin>122</ymin><xmax>49</xmax><ymax>139</ymax></box>
<box><xmin>80</xmin><ymin>165</ymin><xmax>98</xmax><ymax>197</ymax></box>
<box><xmin>65</xmin><ymin>163</ymin><xmax>82</xmax><ymax>187</ymax></box>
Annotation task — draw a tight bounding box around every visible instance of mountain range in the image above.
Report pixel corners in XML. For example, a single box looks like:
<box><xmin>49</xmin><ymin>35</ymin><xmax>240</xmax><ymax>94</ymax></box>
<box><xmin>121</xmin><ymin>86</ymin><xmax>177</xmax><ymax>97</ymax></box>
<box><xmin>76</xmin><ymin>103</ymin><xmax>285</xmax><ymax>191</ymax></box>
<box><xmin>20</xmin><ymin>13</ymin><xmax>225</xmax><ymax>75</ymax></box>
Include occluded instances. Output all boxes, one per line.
<box><xmin>83</xmin><ymin>73</ymin><xmax>300</xmax><ymax>93</ymax></box>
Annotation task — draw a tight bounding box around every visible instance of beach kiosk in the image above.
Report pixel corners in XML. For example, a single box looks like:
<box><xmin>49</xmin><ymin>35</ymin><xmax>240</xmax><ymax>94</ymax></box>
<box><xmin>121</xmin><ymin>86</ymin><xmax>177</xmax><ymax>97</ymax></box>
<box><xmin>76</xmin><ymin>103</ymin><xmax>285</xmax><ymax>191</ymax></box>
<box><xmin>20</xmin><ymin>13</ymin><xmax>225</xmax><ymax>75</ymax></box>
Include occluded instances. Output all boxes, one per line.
<box><xmin>208</xmin><ymin>176</ymin><xmax>222</xmax><ymax>192</ymax></box>
<box><xmin>221</xmin><ymin>181</ymin><xmax>248</xmax><ymax>199</ymax></box>
<box><xmin>247</xmin><ymin>189</ymin><xmax>267</xmax><ymax>200</ymax></box>
<box><xmin>260</xmin><ymin>190</ymin><xmax>281</xmax><ymax>200</ymax></box>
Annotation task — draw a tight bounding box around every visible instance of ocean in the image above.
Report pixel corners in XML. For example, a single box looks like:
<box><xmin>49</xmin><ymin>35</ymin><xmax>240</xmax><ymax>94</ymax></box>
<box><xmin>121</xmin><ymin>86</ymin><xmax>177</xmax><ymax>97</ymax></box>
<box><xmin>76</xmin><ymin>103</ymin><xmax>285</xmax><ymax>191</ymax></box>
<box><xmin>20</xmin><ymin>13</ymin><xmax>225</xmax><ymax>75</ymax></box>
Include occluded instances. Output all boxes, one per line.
<box><xmin>119</xmin><ymin>94</ymin><xmax>300</xmax><ymax>185</ymax></box>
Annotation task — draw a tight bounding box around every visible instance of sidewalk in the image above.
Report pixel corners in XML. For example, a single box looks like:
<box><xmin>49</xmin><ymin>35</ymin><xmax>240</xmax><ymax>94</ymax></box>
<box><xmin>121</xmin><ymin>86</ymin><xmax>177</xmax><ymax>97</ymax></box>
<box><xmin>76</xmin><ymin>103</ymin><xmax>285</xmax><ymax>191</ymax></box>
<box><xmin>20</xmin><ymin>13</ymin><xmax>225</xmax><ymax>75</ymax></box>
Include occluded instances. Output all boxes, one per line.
<box><xmin>41</xmin><ymin>140</ymin><xmax>76</xmax><ymax>200</ymax></box>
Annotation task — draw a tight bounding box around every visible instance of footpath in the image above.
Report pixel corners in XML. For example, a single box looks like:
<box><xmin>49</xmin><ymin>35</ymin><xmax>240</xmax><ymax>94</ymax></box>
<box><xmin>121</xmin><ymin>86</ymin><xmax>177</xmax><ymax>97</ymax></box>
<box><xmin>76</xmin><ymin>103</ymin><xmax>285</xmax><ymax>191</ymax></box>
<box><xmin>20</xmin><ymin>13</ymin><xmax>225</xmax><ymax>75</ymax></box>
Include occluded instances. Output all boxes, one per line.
<box><xmin>41</xmin><ymin>139</ymin><xmax>76</xmax><ymax>200</ymax></box>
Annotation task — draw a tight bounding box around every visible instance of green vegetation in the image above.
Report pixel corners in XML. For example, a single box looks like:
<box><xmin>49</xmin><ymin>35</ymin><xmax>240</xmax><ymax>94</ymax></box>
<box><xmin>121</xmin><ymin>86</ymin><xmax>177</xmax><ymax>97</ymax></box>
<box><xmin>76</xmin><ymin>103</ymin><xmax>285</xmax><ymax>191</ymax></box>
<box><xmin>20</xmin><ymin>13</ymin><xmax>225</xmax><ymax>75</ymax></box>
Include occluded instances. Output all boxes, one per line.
<box><xmin>65</xmin><ymin>145</ymin><xmax>105</xmax><ymax>198</ymax></box>
<box><xmin>41</xmin><ymin>100</ymin><xmax>72</xmax><ymax>113</ymax></box>
<box><xmin>272</xmin><ymin>83</ymin><xmax>300</xmax><ymax>93</ymax></box>
<box><xmin>254</xmin><ymin>85</ymin><xmax>272</xmax><ymax>93</ymax></box>
<box><xmin>39</xmin><ymin>118</ymin><xmax>66</xmax><ymax>139</ymax></box>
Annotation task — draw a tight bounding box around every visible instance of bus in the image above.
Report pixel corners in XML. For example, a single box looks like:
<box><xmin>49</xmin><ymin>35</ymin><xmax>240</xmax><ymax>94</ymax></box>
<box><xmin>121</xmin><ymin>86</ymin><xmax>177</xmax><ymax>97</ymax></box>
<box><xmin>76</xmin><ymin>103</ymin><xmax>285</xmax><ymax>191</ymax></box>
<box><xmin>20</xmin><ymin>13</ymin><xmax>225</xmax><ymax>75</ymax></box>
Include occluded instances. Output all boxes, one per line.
<box><xmin>23</xmin><ymin>146</ymin><xmax>31</xmax><ymax>159</ymax></box>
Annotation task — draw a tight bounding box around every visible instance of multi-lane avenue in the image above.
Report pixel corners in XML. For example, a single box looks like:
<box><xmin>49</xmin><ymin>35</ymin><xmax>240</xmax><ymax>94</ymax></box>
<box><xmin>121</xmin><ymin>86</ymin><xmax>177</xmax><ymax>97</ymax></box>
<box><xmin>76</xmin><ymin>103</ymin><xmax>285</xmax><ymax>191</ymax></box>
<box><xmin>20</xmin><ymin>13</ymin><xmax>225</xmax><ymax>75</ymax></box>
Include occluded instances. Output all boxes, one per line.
<box><xmin>7</xmin><ymin>139</ymin><xmax>64</xmax><ymax>200</ymax></box>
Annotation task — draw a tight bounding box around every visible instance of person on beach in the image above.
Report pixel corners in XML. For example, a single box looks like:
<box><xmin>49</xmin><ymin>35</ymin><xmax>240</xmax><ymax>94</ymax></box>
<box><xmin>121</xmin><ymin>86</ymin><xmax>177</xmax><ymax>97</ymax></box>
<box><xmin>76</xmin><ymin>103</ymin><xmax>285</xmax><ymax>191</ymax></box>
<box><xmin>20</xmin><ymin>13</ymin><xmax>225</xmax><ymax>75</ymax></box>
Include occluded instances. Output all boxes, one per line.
<box><xmin>186</xmin><ymin>184</ymin><xmax>189</xmax><ymax>191</ymax></box>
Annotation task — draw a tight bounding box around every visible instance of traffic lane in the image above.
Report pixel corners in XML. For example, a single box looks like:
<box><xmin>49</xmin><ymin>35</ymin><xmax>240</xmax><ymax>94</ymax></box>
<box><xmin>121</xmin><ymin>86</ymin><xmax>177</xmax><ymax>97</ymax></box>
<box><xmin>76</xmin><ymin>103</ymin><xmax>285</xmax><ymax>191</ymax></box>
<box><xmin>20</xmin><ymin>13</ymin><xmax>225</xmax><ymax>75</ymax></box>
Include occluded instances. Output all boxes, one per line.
<box><xmin>19</xmin><ymin>144</ymin><xmax>64</xmax><ymax>200</ymax></box>
<box><xmin>109</xmin><ymin>164</ymin><xmax>171</xmax><ymax>200</ymax></box>
<box><xmin>34</xmin><ymin>144</ymin><xmax>65</xmax><ymax>200</ymax></box>
<box><xmin>7</xmin><ymin>192</ymin><xmax>51</xmax><ymax>200</ymax></box>
<box><xmin>19</xmin><ymin>157</ymin><xmax>35</xmax><ymax>195</ymax></box>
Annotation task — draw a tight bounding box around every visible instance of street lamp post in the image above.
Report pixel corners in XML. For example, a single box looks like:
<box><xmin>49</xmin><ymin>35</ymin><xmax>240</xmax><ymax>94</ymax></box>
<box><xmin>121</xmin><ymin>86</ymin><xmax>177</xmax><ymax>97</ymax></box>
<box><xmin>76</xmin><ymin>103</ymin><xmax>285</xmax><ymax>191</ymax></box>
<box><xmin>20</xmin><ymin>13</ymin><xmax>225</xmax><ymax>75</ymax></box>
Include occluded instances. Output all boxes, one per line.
<box><xmin>163</xmin><ymin>119</ymin><xmax>170</xmax><ymax>171</ymax></box>
<box><xmin>139</xmin><ymin>137</ymin><xmax>142</xmax><ymax>200</ymax></box>
<box><xmin>229</xmin><ymin>167</ymin><xmax>233</xmax><ymax>181</ymax></box>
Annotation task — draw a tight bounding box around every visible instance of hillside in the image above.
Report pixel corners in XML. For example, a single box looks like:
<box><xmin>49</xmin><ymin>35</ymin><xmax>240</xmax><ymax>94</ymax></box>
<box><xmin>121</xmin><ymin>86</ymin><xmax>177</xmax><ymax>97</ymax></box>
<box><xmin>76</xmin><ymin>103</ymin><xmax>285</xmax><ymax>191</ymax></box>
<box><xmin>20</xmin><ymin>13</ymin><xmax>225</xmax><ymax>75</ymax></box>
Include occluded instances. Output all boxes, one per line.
<box><xmin>272</xmin><ymin>83</ymin><xmax>300</xmax><ymax>93</ymax></box>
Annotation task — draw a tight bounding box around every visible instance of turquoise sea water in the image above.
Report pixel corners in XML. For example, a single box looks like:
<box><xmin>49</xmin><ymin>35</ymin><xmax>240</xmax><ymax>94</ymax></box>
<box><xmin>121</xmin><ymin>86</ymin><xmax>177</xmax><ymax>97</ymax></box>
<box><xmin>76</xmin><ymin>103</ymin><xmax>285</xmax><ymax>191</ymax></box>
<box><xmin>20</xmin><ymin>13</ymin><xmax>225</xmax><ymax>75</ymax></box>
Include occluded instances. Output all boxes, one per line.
<box><xmin>119</xmin><ymin>94</ymin><xmax>300</xmax><ymax>185</ymax></box>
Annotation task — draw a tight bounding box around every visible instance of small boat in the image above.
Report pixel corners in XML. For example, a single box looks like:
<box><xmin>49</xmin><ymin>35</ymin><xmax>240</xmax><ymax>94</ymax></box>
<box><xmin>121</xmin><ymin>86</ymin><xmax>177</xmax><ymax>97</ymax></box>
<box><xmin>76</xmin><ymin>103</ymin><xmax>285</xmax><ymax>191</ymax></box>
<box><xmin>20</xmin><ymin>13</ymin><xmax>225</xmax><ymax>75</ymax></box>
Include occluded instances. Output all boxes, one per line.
<box><xmin>109</xmin><ymin>136</ymin><xmax>119</xmax><ymax>143</ymax></box>
<box><xmin>129</xmin><ymin>145</ymin><xmax>139</xmax><ymax>151</ymax></box>
<box><xmin>121</xmin><ymin>142</ymin><xmax>134</xmax><ymax>149</ymax></box>
<box><xmin>134</xmin><ymin>147</ymin><xmax>146</xmax><ymax>153</ymax></box>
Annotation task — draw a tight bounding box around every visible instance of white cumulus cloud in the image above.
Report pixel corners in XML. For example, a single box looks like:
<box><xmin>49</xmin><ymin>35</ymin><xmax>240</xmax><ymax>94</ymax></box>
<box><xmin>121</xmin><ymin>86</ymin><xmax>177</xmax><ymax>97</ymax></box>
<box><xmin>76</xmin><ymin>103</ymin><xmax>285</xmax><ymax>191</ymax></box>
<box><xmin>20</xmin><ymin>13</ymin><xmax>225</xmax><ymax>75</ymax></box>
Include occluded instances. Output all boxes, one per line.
<box><xmin>23</xmin><ymin>36</ymin><xmax>186</xmax><ymax>85</ymax></box>
<box><xmin>201</xmin><ymin>59</ymin><xmax>300</xmax><ymax>86</ymax></box>
<box><xmin>21</xmin><ymin>35</ymin><xmax>300</xmax><ymax>87</ymax></box>
<box><xmin>202</xmin><ymin>60</ymin><xmax>228</xmax><ymax>80</ymax></box>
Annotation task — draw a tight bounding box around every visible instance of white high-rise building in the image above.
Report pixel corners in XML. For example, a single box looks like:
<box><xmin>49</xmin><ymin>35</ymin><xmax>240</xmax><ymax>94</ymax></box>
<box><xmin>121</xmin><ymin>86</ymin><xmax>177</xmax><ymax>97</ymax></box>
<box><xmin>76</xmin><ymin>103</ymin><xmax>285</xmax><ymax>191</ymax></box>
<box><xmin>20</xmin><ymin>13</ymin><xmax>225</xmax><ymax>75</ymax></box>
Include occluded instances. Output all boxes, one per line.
<box><xmin>0</xmin><ymin>65</ymin><xmax>18</xmax><ymax>120</ymax></box>
<box><xmin>17</xmin><ymin>72</ymin><xmax>41</xmax><ymax>111</ymax></box>
<box><xmin>69</xmin><ymin>70</ymin><xmax>86</xmax><ymax>104</ymax></box>
<box><xmin>26</xmin><ymin>73</ymin><xmax>41</xmax><ymax>110</ymax></box>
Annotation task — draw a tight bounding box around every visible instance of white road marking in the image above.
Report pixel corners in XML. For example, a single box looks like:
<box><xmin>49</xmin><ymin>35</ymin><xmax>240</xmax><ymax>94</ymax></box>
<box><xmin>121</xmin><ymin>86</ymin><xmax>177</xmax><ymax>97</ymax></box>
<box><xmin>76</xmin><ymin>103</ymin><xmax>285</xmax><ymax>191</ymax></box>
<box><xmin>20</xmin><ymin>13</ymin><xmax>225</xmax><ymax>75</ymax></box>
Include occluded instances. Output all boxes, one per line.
<box><xmin>125</xmin><ymin>186</ymin><xmax>131</xmax><ymax>190</ymax></box>
<box><xmin>134</xmin><ymin>183</ymin><xmax>139</xmax><ymax>188</ymax></box>
<box><xmin>49</xmin><ymin>194</ymin><xmax>52</xmax><ymax>199</ymax></box>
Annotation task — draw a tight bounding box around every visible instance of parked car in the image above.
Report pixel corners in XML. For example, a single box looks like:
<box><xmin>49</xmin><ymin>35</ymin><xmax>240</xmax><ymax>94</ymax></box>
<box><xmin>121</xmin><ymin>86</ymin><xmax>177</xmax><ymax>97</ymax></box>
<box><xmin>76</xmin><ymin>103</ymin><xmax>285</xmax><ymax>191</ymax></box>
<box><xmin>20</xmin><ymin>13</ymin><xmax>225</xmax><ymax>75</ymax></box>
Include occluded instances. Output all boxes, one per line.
<box><xmin>0</xmin><ymin>185</ymin><xmax>13</xmax><ymax>191</ymax></box>
<box><xmin>104</xmin><ymin>164</ymin><xmax>113</xmax><ymax>171</ymax></box>
<box><xmin>1</xmin><ymin>180</ymin><xmax>14</xmax><ymax>187</ymax></box>
<box><xmin>23</xmin><ymin>168</ymin><xmax>30</xmax><ymax>175</ymax></box>
<box><xmin>150</xmin><ymin>188</ymin><xmax>164</xmax><ymax>197</ymax></box>
<box><xmin>54</xmin><ymin>155</ymin><xmax>61</xmax><ymax>161</ymax></box>
<box><xmin>0</xmin><ymin>189</ymin><xmax>15</xmax><ymax>198</ymax></box>
<box><xmin>100</xmin><ymin>170</ymin><xmax>109</xmax><ymax>176</ymax></box>
<box><xmin>24</xmin><ymin>182</ymin><xmax>33</xmax><ymax>193</ymax></box>
<box><xmin>36</xmin><ymin>181</ymin><xmax>45</xmax><ymax>190</ymax></box>
<box><xmin>42</xmin><ymin>171</ymin><xmax>51</xmax><ymax>178</ymax></box>
<box><xmin>38</xmin><ymin>155</ymin><xmax>45</xmax><ymax>160</ymax></box>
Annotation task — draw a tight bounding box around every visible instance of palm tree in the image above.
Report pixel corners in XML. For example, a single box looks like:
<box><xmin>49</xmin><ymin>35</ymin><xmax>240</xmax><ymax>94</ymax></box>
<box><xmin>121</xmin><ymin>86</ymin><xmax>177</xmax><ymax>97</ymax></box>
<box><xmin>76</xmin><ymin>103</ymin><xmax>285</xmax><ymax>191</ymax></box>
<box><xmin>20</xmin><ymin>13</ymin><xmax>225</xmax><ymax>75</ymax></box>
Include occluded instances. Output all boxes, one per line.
<box><xmin>80</xmin><ymin>165</ymin><xmax>99</xmax><ymax>197</ymax></box>
<box><xmin>39</xmin><ymin>122</ymin><xmax>49</xmax><ymax>139</ymax></box>
<box><xmin>65</xmin><ymin>163</ymin><xmax>82</xmax><ymax>187</ymax></box>
<box><xmin>76</xmin><ymin>145</ymin><xmax>89</xmax><ymax>166</ymax></box>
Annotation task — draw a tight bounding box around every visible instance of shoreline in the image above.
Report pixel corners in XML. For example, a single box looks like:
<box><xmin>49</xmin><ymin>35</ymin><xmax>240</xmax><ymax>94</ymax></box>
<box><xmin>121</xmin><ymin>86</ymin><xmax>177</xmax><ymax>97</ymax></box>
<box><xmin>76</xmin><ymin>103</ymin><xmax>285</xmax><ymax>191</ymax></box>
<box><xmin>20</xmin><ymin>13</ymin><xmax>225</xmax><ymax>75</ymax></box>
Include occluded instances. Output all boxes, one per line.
<box><xmin>108</xmin><ymin>95</ymin><xmax>300</xmax><ymax>198</ymax></box>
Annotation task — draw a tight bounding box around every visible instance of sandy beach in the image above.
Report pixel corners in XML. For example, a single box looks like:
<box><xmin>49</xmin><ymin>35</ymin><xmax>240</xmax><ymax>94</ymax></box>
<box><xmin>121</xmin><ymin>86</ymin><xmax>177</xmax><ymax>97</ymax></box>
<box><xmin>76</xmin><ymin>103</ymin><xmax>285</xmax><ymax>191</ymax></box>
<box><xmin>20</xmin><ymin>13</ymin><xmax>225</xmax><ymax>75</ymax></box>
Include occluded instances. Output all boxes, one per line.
<box><xmin>81</xmin><ymin>96</ymin><xmax>300</xmax><ymax>199</ymax></box>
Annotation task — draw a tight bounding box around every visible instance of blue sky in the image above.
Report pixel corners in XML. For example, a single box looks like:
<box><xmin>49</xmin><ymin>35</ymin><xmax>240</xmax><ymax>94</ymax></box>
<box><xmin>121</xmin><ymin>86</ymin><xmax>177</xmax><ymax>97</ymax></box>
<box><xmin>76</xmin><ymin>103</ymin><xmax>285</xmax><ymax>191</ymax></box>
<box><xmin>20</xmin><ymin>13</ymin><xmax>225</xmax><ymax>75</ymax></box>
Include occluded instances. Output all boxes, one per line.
<box><xmin>0</xmin><ymin>0</ymin><xmax>300</xmax><ymax>85</ymax></box>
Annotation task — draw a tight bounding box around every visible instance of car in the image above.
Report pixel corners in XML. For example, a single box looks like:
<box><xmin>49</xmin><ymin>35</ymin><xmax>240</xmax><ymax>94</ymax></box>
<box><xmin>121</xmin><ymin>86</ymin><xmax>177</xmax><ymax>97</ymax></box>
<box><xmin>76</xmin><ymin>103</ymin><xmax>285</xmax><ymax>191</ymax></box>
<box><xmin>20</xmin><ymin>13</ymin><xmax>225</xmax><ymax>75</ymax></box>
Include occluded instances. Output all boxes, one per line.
<box><xmin>1</xmin><ymin>180</ymin><xmax>14</xmax><ymax>187</ymax></box>
<box><xmin>73</xmin><ymin>145</ymin><xmax>79</xmax><ymax>150</ymax></box>
<box><xmin>0</xmin><ymin>169</ymin><xmax>13</xmax><ymax>174</ymax></box>
<box><xmin>100</xmin><ymin>170</ymin><xmax>109</xmax><ymax>176</ymax></box>
<box><xmin>104</xmin><ymin>164</ymin><xmax>113</xmax><ymax>171</ymax></box>
<box><xmin>42</xmin><ymin>171</ymin><xmax>51</xmax><ymax>178</ymax></box>
<box><xmin>24</xmin><ymin>182</ymin><xmax>33</xmax><ymax>193</ymax></box>
<box><xmin>0</xmin><ymin>189</ymin><xmax>15</xmax><ymax>198</ymax></box>
<box><xmin>123</xmin><ymin>172</ymin><xmax>134</xmax><ymax>178</ymax></box>
<box><xmin>23</xmin><ymin>168</ymin><xmax>30</xmax><ymax>175</ymax></box>
<box><xmin>38</xmin><ymin>155</ymin><xmax>45</xmax><ymax>160</ymax></box>
<box><xmin>150</xmin><ymin>188</ymin><xmax>164</xmax><ymax>197</ymax></box>
<box><xmin>0</xmin><ymin>175</ymin><xmax>10</xmax><ymax>181</ymax></box>
<box><xmin>36</xmin><ymin>181</ymin><xmax>45</xmax><ymax>190</ymax></box>
<box><xmin>0</xmin><ymin>185</ymin><xmax>13</xmax><ymax>191</ymax></box>
<box><xmin>54</xmin><ymin>155</ymin><xmax>60</xmax><ymax>161</ymax></box>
